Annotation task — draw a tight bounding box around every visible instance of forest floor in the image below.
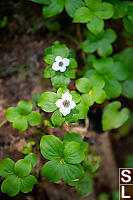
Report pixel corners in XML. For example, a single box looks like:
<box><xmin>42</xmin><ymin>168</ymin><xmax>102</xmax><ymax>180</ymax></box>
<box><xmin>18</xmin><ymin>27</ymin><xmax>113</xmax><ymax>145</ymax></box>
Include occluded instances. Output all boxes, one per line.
<box><xmin>0</xmin><ymin>1</ymin><xmax>133</xmax><ymax>200</ymax></box>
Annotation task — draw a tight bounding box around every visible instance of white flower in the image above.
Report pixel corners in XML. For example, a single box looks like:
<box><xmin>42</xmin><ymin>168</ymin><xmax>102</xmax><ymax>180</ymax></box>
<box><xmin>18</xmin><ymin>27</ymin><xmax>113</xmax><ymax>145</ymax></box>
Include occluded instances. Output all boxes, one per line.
<box><xmin>56</xmin><ymin>92</ymin><xmax>76</xmax><ymax>116</ymax></box>
<box><xmin>52</xmin><ymin>56</ymin><xmax>70</xmax><ymax>72</ymax></box>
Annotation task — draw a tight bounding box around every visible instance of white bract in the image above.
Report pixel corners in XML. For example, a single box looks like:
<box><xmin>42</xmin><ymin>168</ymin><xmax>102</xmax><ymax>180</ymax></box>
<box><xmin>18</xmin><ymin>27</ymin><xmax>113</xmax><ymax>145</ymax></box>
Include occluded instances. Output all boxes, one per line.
<box><xmin>56</xmin><ymin>92</ymin><xmax>76</xmax><ymax>116</ymax></box>
<box><xmin>52</xmin><ymin>56</ymin><xmax>70</xmax><ymax>72</ymax></box>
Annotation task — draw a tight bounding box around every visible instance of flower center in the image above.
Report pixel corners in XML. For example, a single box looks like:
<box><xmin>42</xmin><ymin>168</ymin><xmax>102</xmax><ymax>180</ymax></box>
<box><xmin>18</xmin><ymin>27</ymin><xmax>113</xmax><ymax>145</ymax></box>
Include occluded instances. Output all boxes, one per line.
<box><xmin>63</xmin><ymin>100</ymin><xmax>70</xmax><ymax>107</ymax></box>
<box><xmin>59</xmin><ymin>61</ymin><xmax>63</xmax><ymax>66</ymax></box>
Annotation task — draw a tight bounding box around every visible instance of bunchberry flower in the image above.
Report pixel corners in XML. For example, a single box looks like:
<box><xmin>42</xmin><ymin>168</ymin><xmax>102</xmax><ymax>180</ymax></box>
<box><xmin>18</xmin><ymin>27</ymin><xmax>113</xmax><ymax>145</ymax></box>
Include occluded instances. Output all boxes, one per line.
<box><xmin>56</xmin><ymin>91</ymin><xmax>76</xmax><ymax>116</ymax></box>
<box><xmin>52</xmin><ymin>56</ymin><xmax>70</xmax><ymax>72</ymax></box>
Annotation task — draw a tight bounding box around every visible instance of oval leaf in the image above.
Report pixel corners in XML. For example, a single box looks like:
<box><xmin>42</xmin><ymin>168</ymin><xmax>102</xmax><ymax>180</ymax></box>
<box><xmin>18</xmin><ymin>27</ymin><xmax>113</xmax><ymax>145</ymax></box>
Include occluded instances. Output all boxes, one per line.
<box><xmin>40</xmin><ymin>135</ymin><xmax>64</xmax><ymax>160</ymax></box>
<box><xmin>102</xmin><ymin>101</ymin><xmax>129</xmax><ymax>131</ymax></box>
<box><xmin>0</xmin><ymin>158</ymin><xmax>15</xmax><ymax>178</ymax></box>
<box><xmin>15</xmin><ymin>159</ymin><xmax>31</xmax><ymax>178</ymax></box>
<box><xmin>38</xmin><ymin>92</ymin><xmax>58</xmax><ymax>112</ymax></box>
<box><xmin>1</xmin><ymin>175</ymin><xmax>21</xmax><ymax>197</ymax></box>
<box><xmin>64</xmin><ymin>141</ymin><xmax>85</xmax><ymax>164</ymax></box>
<box><xmin>20</xmin><ymin>175</ymin><xmax>37</xmax><ymax>193</ymax></box>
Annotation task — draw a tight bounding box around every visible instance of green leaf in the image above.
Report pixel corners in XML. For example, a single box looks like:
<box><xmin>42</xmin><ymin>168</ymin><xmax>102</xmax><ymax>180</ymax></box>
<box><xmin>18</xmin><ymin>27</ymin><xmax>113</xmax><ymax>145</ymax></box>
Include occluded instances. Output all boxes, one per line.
<box><xmin>20</xmin><ymin>175</ymin><xmax>37</xmax><ymax>193</ymax></box>
<box><xmin>101</xmin><ymin>29</ymin><xmax>116</xmax><ymax>45</ymax></box>
<box><xmin>69</xmin><ymin>58</ymin><xmax>78</xmax><ymax>68</ymax></box>
<box><xmin>64</xmin><ymin>132</ymin><xmax>83</xmax><ymax>145</ymax></box>
<box><xmin>52</xmin><ymin>44</ymin><xmax>69</xmax><ymax>58</ymax></box>
<box><xmin>41</xmin><ymin>160</ymin><xmax>63</xmax><ymax>182</ymax></box>
<box><xmin>64</xmin><ymin>68</ymin><xmax>76</xmax><ymax>79</ymax></box>
<box><xmin>43</xmin><ymin>65</ymin><xmax>55</xmax><ymax>78</ymax></box>
<box><xmin>42</xmin><ymin>0</ymin><xmax>64</xmax><ymax>18</ymax></box>
<box><xmin>43</xmin><ymin>54</ymin><xmax>55</xmax><ymax>64</ymax></box>
<box><xmin>94</xmin><ymin>88</ymin><xmax>106</xmax><ymax>104</ymax></box>
<box><xmin>112</xmin><ymin>191</ymin><xmax>119</xmax><ymax>200</ymax></box>
<box><xmin>123</xmin><ymin>17</ymin><xmax>133</xmax><ymax>34</ymax></box>
<box><xmin>82</xmin><ymin>29</ymin><xmax>116</xmax><ymax>55</ymax></box>
<box><xmin>22</xmin><ymin>146</ymin><xmax>31</xmax><ymax>155</ymax></box>
<box><xmin>1</xmin><ymin>175</ymin><xmax>21</xmax><ymax>197</ymax></box>
<box><xmin>128</xmin><ymin>2</ymin><xmax>133</xmax><ymax>23</ymax></box>
<box><xmin>0</xmin><ymin>158</ymin><xmax>15</xmax><ymax>178</ymax></box>
<box><xmin>125</xmin><ymin>155</ymin><xmax>133</xmax><ymax>168</ymax></box>
<box><xmin>0</xmin><ymin>16</ymin><xmax>7</xmax><ymax>28</ymax></box>
<box><xmin>114</xmin><ymin>48</ymin><xmax>133</xmax><ymax>78</ymax></box>
<box><xmin>109</xmin><ymin>0</ymin><xmax>128</xmax><ymax>19</ymax></box>
<box><xmin>122</xmin><ymin>80</ymin><xmax>133</xmax><ymax>99</ymax></box>
<box><xmin>76</xmin><ymin>98</ymin><xmax>89</xmax><ymax>119</ymax></box>
<box><xmin>75</xmin><ymin>173</ymin><xmax>92</xmax><ymax>196</ymax></box>
<box><xmin>65</xmin><ymin>110</ymin><xmax>79</xmax><ymax>124</ymax></box>
<box><xmin>103</xmin><ymin>29</ymin><xmax>116</xmax><ymax>43</ymax></box>
<box><xmin>32</xmin><ymin>93</ymin><xmax>40</xmax><ymax>107</ymax></box>
<box><xmin>51</xmin><ymin>75</ymin><xmax>70</xmax><ymax>89</ymax></box>
<box><xmin>51</xmin><ymin>109</ymin><xmax>65</xmax><ymax>127</ymax></box>
<box><xmin>98</xmin><ymin>193</ymin><xmax>109</xmax><ymax>200</ymax></box>
<box><xmin>73</xmin><ymin>7</ymin><xmax>93</xmax><ymax>23</ymax></box>
<box><xmin>40</xmin><ymin>135</ymin><xmax>64</xmax><ymax>160</ymax></box>
<box><xmin>38</xmin><ymin>92</ymin><xmax>58</xmax><ymax>112</ymax></box>
<box><xmin>97</xmin><ymin>43</ymin><xmax>113</xmax><ymax>57</ymax></box>
<box><xmin>65</xmin><ymin>0</ymin><xmax>84</xmax><ymax>17</ymax></box>
<box><xmin>64</xmin><ymin>133</ymin><xmax>88</xmax><ymax>152</ymax></box>
<box><xmin>83</xmin><ymin>155</ymin><xmax>101</xmax><ymax>173</ymax></box>
<box><xmin>93</xmin><ymin>57</ymin><xmax>114</xmax><ymax>75</ymax></box>
<box><xmin>45</xmin><ymin>46</ymin><xmax>52</xmax><ymax>55</ymax></box>
<box><xmin>94</xmin><ymin>2</ymin><xmax>114</xmax><ymax>19</ymax></box>
<box><xmin>62</xmin><ymin>163</ymin><xmax>84</xmax><ymax>184</ymax></box>
<box><xmin>85</xmin><ymin>0</ymin><xmax>101</xmax><ymax>10</ymax></box>
<box><xmin>104</xmin><ymin>78</ymin><xmax>121</xmax><ymax>99</ymax></box>
<box><xmin>82</xmin><ymin>39</ymin><xmax>98</xmax><ymax>53</ymax></box>
<box><xmin>70</xmin><ymin>91</ymin><xmax>81</xmax><ymax>103</ymax></box>
<box><xmin>13</xmin><ymin>118</ymin><xmax>28</xmax><ymax>132</ymax></box>
<box><xmin>80</xmin><ymin>142</ymin><xmax>88</xmax><ymax>152</ymax></box>
<box><xmin>81</xmin><ymin>87</ymin><xmax>106</xmax><ymax>107</ymax></box>
<box><xmin>86</xmin><ymin>16</ymin><xmax>104</xmax><ymax>34</ymax></box>
<box><xmin>86</xmin><ymin>54</ymin><xmax>96</xmax><ymax>66</ymax></box>
<box><xmin>76</xmin><ymin>75</ymin><xmax>104</xmax><ymax>94</ymax></box>
<box><xmin>81</xmin><ymin>93</ymin><xmax>94</xmax><ymax>107</ymax></box>
<box><xmin>110</xmin><ymin>61</ymin><xmax>129</xmax><ymax>81</ymax></box>
<box><xmin>102</xmin><ymin>101</ymin><xmax>129</xmax><ymax>131</ymax></box>
<box><xmin>76</xmin><ymin>78</ymin><xmax>90</xmax><ymax>93</ymax></box>
<box><xmin>64</xmin><ymin>141</ymin><xmax>85</xmax><ymax>164</ymax></box>
<box><xmin>5</xmin><ymin>107</ymin><xmax>20</xmax><ymax>122</ymax></box>
<box><xmin>24</xmin><ymin>153</ymin><xmax>37</xmax><ymax>168</ymax></box>
<box><xmin>17</xmin><ymin>101</ymin><xmax>32</xmax><ymax>115</ymax></box>
<box><xmin>27</xmin><ymin>111</ymin><xmax>42</xmax><ymax>126</ymax></box>
<box><xmin>57</xmin><ymin>88</ymin><xmax>69</xmax><ymax>98</ymax></box>
<box><xmin>90</xmin><ymin>75</ymin><xmax>105</xmax><ymax>88</ymax></box>
<box><xmin>84</xmin><ymin>69</ymin><xmax>97</xmax><ymax>79</ymax></box>
<box><xmin>15</xmin><ymin>159</ymin><xmax>31</xmax><ymax>178</ymax></box>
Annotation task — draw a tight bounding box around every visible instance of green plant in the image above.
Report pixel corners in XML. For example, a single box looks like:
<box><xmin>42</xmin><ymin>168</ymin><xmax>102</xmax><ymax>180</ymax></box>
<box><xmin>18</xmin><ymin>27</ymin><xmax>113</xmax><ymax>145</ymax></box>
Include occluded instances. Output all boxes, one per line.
<box><xmin>73</xmin><ymin>0</ymin><xmax>114</xmax><ymax>34</ymax></box>
<box><xmin>98</xmin><ymin>190</ymin><xmax>119</xmax><ymax>200</ymax></box>
<box><xmin>31</xmin><ymin>0</ymin><xmax>84</xmax><ymax>18</ymax></box>
<box><xmin>82</xmin><ymin>29</ymin><xmax>116</xmax><ymax>57</ymax></box>
<box><xmin>125</xmin><ymin>155</ymin><xmax>133</xmax><ymax>168</ymax></box>
<box><xmin>0</xmin><ymin>156</ymin><xmax>37</xmax><ymax>196</ymax></box>
<box><xmin>22</xmin><ymin>141</ymin><xmax>36</xmax><ymax>155</ymax></box>
<box><xmin>102</xmin><ymin>101</ymin><xmax>129</xmax><ymax>131</ymax></box>
<box><xmin>40</xmin><ymin>135</ymin><xmax>85</xmax><ymax>184</ymax></box>
<box><xmin>6</xmin><ymin>100</ymin><xmax>42</xmax><ymax>131</ymax></box>
<box><xmin>1</xmin><ymin>0</ymin><xmax>133</xmax><ymax>197</ymax></box>
<box><xmin>43</xmin><ymin>43</ymin><xmax>77</xmax><ymax>89</ymax></box>
<box><xmin>0</xmin><ymin>16</ymin><xmax>8</xmax><ymax>28</ymax></box>
<box><xmin>39</xmin><ymin>132</ymin><xmax>97</xmax><ymax>197</ymax></box>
